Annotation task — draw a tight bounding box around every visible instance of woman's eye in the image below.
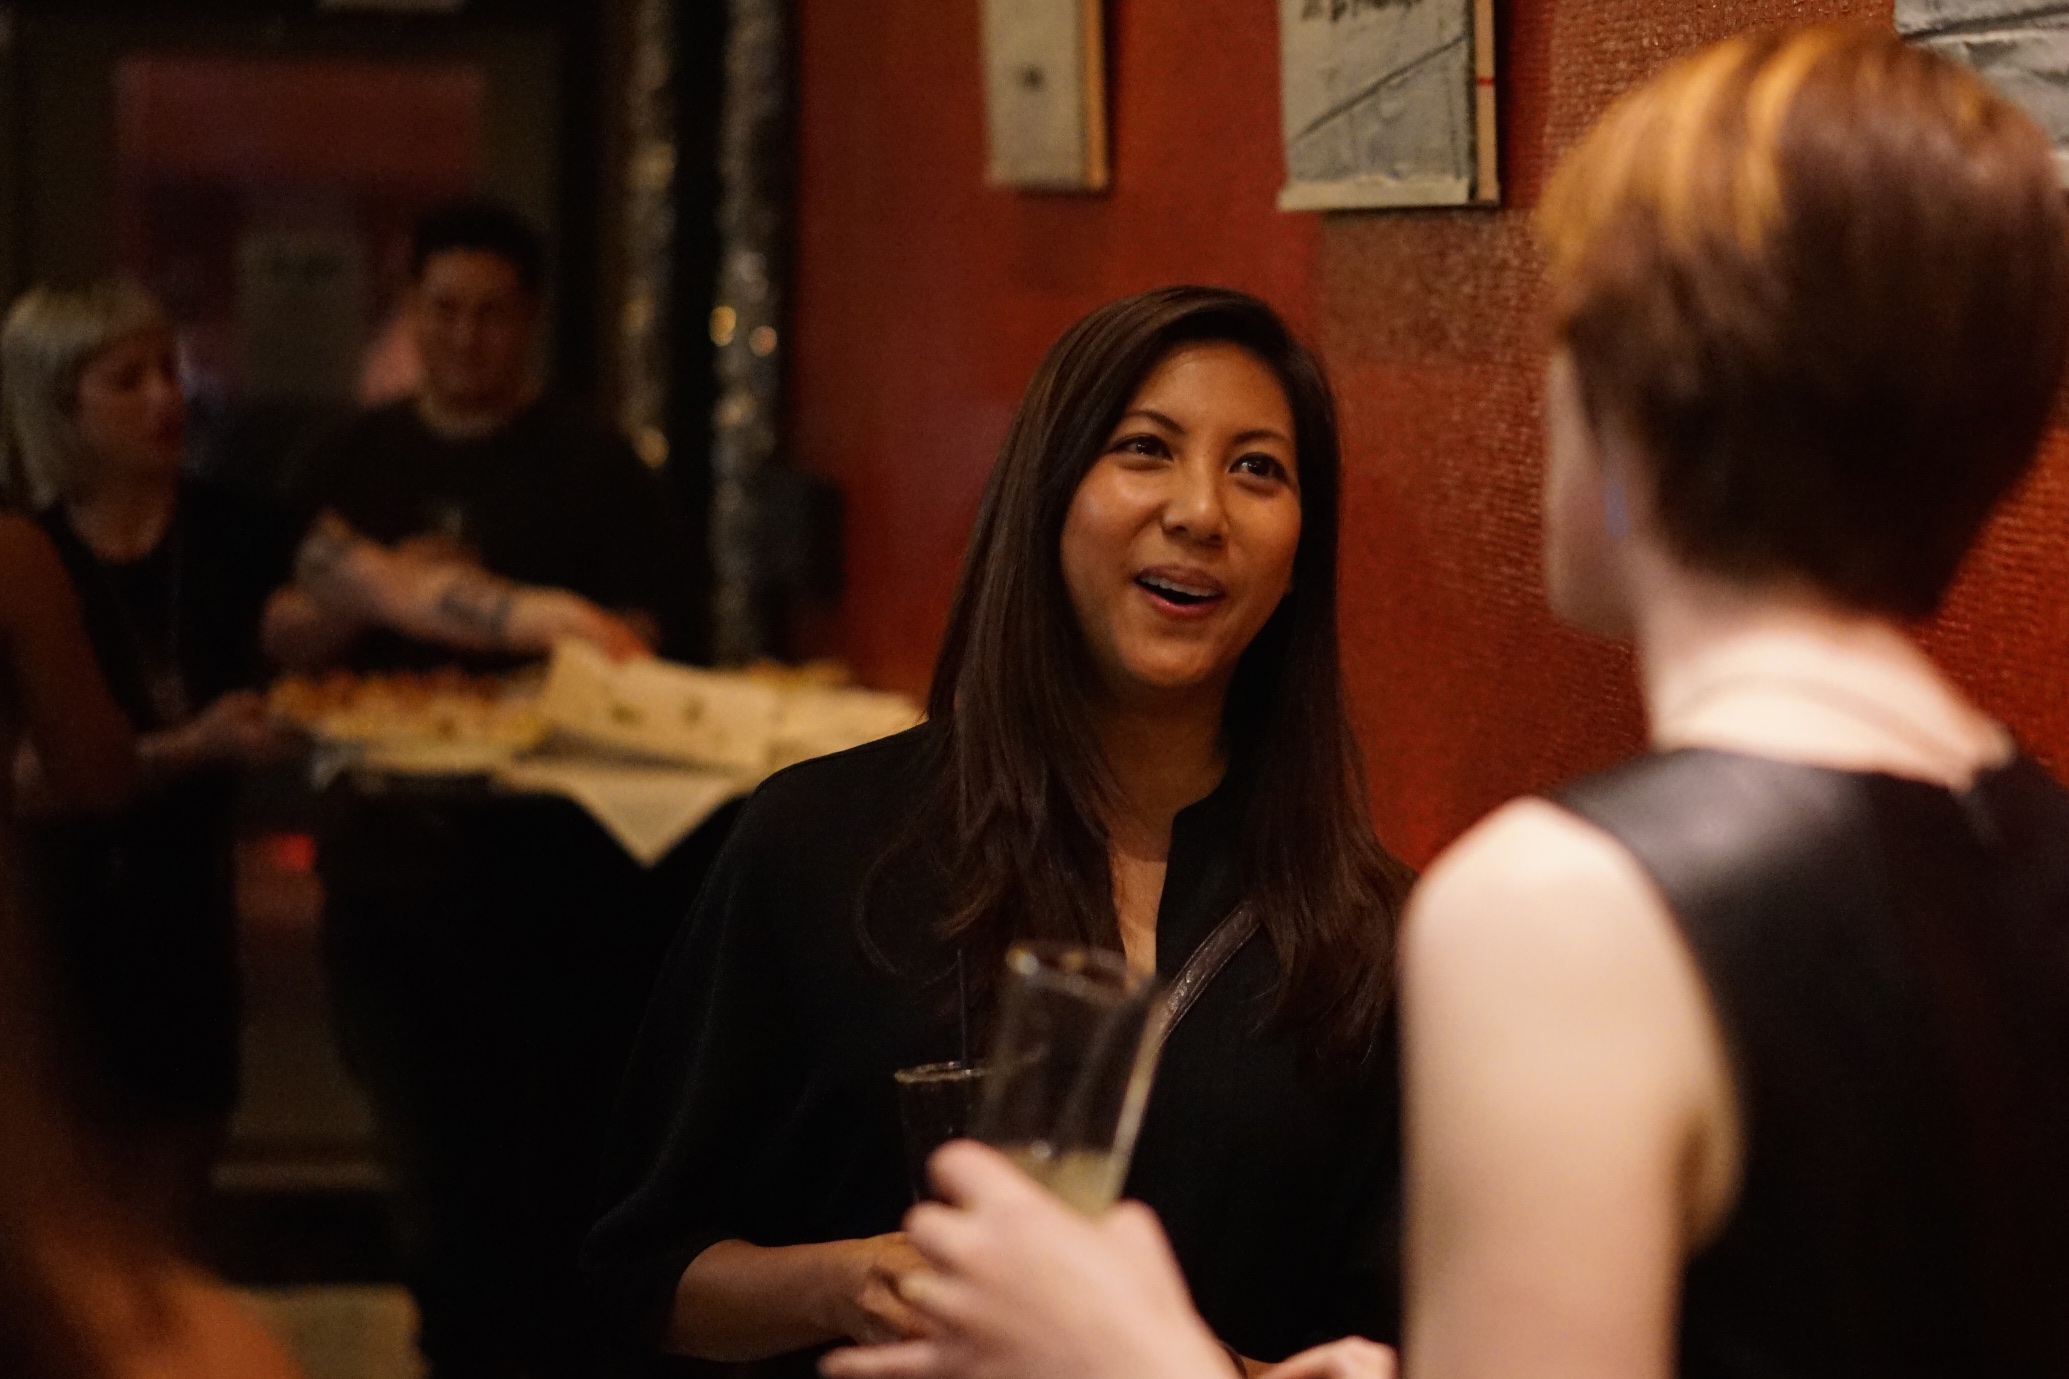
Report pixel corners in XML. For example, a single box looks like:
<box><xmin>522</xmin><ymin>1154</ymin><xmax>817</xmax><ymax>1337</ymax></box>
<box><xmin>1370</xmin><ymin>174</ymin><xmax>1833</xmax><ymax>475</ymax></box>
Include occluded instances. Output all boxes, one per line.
<box><xmin>1233</xmin><ymin>452</ymin><xmax>1288</xmax><ymax>481</ymax></box>
<box><xmin>1110</xmin><ymin>433</ymin><xmax>1168</xmax><ymax>459</ymax></box>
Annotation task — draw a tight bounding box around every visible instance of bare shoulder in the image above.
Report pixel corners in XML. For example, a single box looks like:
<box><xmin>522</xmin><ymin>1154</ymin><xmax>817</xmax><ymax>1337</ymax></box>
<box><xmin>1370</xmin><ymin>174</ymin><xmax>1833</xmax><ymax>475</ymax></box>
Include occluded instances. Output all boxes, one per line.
<box><xmin>1402</xmin><ymin>795</ymin><xmax>1731</xmax><ymax>1150</ymax></box>
<box><xmin>1405</xmin><ymin>797</ymin><xmax>1670</xmax><ymax>987</ymax></box>
<box><xmin>0</xmin><ymin>513</ymin><xmax>70</xmax><ymax>625</ymax></box>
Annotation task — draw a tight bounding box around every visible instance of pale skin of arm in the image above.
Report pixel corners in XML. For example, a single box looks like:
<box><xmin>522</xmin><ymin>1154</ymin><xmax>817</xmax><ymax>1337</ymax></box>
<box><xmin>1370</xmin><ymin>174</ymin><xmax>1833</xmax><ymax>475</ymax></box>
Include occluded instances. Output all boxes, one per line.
<box><xmin>1399</xmin><ymin>799</ymin><xmax>1740</xmax><ymax>1379</ymax></box>
<box><xmin>2</xmin><ymin>515</ymin><xmax>135</xmax><ymax>814</ymax></box>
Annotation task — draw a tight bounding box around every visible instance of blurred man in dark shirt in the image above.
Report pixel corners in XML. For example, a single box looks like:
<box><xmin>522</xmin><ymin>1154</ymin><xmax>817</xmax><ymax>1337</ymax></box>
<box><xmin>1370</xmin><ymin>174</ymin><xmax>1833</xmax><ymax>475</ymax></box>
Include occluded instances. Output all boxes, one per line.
<box><xmin>289</xmin><ymin>202</ymin><xmax>704</xmax><ymax>1379</ymax></box>
<box><xmin>284</xmin><ymin>201</ymin><xmax>694</xmax><ymax>665</ymax></box>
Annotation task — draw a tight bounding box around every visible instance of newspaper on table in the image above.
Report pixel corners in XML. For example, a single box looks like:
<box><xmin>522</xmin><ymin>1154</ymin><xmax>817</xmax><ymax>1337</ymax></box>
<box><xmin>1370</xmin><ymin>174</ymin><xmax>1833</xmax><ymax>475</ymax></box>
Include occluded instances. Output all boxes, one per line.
<box><xmin>519</xmin><ymin>643</ymin><xmax>924</xmax><ymax>864</ymax></box>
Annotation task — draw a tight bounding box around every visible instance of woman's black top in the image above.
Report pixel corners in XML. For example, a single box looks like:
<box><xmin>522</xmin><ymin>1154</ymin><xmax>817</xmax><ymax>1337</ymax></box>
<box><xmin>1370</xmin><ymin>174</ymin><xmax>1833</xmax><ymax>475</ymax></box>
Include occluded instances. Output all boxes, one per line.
<box><xmin>1558</xmin><ymin>748</ymin><xmax>2069</xmax><ymax>1378</ymax></box>
<box><xmin>587</xmin><ymin>724</ymin><xmax>1400</xmax><ymax>1375</ymax></box>
<box><xmin>26</xmin><ymin>480</ymin><xmax>296</xmax><ymax>1125</ymax></box>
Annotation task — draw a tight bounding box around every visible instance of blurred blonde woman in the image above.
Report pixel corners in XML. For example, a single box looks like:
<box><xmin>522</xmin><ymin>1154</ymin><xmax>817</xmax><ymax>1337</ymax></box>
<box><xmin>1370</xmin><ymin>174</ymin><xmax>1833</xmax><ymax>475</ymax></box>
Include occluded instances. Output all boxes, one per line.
<box><xmin>820</xmin><ymin>27</ymin><xmax>2069</xmax><ymax>1379</ymax></box>
<box><xmin>1</xmin><ymin>282</ymin><xmax>648</xmax><ymax>1240</ymax></box>
<box><xmin>3</xmin><ymin>281</ymin><xmax>308</xmax><ymax>1238</ymax></box>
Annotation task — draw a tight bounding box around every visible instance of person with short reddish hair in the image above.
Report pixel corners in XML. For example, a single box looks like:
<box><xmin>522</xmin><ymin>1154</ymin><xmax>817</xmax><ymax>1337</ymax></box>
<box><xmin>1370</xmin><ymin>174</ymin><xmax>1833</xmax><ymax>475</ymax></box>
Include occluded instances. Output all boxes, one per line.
<box><xmin>819</xmin><ymin>26</ymin><xmax>2069</xmax><ymax>1379</ymax></box>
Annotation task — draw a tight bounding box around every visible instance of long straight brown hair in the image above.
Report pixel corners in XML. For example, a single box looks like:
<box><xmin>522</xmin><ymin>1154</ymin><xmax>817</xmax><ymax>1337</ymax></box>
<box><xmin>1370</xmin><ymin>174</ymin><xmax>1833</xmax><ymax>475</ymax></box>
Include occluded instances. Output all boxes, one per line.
<box><xmin>866</xmin><ymin>285</ymin><xmax>1411</xmax><ymax>1066</ymax></box>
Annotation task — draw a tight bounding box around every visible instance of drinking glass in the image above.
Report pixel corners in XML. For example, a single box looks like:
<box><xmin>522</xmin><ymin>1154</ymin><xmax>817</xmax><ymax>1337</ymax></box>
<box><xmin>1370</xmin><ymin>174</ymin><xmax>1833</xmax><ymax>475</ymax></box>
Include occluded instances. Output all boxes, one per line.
<box><xmin>893</xmin><ymin>1060</ymin><xmax>989</xmax><ymax>1202</ymax></box>
<box><xmin>972</xmin><ymin>942</ymin><xmax>1167</xmax><ymax>1214</ymax></box>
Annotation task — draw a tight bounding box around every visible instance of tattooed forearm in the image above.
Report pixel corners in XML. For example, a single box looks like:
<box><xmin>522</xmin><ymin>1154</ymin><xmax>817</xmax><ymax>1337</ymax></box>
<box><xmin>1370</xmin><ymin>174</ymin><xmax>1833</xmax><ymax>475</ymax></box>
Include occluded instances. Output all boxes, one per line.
<box><xmin>294</xmin><ymin>512</ymin><xmax>359</xmax><ymax>586</ymax></box>
<box><xmin>432</xmin><ymin>569</ymin><xmax>521</xmax><ymax>643</ymax></box>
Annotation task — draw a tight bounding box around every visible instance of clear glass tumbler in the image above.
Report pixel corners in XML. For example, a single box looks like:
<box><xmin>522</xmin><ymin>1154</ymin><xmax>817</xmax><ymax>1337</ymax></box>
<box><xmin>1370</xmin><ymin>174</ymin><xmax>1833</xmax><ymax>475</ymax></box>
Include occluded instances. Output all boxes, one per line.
<box><xmin>972</xmin><ymin>942</ymin><xmax>1167</xmax><ymax>1214</ymax></box>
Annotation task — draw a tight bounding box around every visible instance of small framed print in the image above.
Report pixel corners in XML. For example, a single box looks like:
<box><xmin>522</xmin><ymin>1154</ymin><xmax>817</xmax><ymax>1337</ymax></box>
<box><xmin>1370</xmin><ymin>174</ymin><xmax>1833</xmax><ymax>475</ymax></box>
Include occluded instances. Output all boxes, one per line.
<box><xmin>981</xmin><ymin>0</ymin><xmax>1110</xmax><ymax>192</ymax></box>
<box><xmin>1898</xmin><ymin>1</ymin><xmax>2069</xmax><ymax>183</ymax></box>
<box><xmin>1278</xmin><ymin>0</ymin><xmax>1499</xmax><ymax>211</ymax></box>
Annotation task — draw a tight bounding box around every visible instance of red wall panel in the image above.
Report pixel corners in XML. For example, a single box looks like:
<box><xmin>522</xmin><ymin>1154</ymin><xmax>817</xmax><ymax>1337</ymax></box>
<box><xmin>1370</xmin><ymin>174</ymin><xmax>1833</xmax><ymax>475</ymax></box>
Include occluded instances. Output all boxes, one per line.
<box><xmin>790</xmin><ymin>0</ymin><xmax>2069</xmax><ymax>866</ymax></box>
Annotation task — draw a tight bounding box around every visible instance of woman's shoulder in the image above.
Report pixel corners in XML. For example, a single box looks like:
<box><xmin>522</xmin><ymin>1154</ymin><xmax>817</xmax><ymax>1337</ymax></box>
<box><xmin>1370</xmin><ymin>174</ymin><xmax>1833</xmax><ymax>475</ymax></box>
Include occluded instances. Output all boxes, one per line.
<box><xmin>727</xmin><ymin>720</ymin><xmax>942</xmax><ymax>859</ymax></box>
<box><xmin>0</xmin><ymin>512</ymin><xmax>73</xmax><ymax>609</ymax></box>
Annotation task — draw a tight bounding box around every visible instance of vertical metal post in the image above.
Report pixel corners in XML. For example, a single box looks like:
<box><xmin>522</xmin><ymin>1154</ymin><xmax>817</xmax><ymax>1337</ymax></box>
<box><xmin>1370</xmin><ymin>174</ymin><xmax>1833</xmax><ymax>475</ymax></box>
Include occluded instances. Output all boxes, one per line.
<box><xmin>708</xmin><ymin>0</ymin><xmax>791</xmax><ymax>665</ymax></box>
<box><xmin>617</xmin><ymin>0</ymin><xmax>676</xmax><ymax>475</ymax></box>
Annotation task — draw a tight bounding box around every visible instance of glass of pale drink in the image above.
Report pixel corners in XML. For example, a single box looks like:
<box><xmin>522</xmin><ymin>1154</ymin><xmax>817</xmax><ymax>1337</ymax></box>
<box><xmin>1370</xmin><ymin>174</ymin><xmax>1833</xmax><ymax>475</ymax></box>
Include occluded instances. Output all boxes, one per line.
<box><xmin>971</xmin><ymin>942</ymin><xmax>1167</xmax><ymax>1214</ymax></box>
<box><xmin>894</xmin><ymin>1061</ymin><xmax>989</xmax><ymax>1202</ymax></box>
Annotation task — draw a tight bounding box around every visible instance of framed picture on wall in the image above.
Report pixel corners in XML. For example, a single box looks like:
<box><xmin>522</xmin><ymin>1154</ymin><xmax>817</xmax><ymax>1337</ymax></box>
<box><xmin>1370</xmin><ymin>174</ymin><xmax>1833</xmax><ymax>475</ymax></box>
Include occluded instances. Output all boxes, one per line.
<box><xmin>1898</xmin><ymin>1</ymin><xmax>2069</xmax><ymax>182</ymax></box>
<box><xmin>1278</xmin><ymin>0</ymin><xmax>1499</xmax><ymax>210</ymax></box>
<box><xmin>980</xmin><ymin>0</ymin><xmax>1109</xmax><ymax>192</ymax></box>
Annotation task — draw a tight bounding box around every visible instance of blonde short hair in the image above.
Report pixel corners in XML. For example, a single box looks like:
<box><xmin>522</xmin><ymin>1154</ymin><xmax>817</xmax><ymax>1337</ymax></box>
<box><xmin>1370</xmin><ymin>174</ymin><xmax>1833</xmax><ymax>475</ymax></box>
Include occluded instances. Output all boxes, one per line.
<box><xmin>0</xmin><ymin>282</ymin><xmax>170</xmax><ymax>509</ymax></box>
<box><xmin>1539</xmin><ymin>26</ymin><xmax>2069</xmax><ymax>617</ymax></box>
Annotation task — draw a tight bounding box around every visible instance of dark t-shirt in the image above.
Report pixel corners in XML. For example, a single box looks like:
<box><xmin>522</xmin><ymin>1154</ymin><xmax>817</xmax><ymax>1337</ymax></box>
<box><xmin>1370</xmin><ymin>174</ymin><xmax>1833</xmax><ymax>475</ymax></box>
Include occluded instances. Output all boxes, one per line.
<box><xmin>585</xmin><ymin>724</ymin><xmax>1401</xmax><ymax>1374</ymax></box>
<box><xmin>284</xmin><ymin>396</ymin><xmax>697</xmax><ymax>666</ymax></box>
<box><xmin>29</xmin><ymin>479</ymin><xmax>297</xmax><ymax>1124</ymax></box>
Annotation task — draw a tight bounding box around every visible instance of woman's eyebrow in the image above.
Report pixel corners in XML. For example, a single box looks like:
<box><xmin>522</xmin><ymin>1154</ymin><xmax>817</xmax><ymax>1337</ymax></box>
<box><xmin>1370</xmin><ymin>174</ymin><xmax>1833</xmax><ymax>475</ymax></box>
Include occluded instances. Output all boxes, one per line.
<box><xmin>1230</xmin><ymin>427</ymin><xmax>1293</xmax><ymax>447</ymax></box>
<box><xmin>1115</xmin><ymin>407</ymin><xmax>1183</xmax><ymax>434</ymax></box>
<box><xmin>1113</xmin><ymin>412</ymin><xmax>1291</xmax><ymax>448</ymax></box>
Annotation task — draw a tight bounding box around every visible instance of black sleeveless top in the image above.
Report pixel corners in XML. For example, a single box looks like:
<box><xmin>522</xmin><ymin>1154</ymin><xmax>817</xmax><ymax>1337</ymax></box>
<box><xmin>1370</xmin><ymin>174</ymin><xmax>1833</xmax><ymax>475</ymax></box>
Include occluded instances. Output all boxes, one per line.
<box><xmin>1558</xmin><ymin>749</ymin><xmax>2069</xmax><ymax>1379</ymax></box>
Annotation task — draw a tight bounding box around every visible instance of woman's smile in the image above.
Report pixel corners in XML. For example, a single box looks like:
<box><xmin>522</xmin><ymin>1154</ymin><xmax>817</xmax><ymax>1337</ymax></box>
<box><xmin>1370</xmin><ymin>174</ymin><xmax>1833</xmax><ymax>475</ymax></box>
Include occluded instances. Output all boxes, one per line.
<box><xmin>1133</xmin><ymin>564</ymin><xmax>1227</xmax><ymax>617</ymax></box>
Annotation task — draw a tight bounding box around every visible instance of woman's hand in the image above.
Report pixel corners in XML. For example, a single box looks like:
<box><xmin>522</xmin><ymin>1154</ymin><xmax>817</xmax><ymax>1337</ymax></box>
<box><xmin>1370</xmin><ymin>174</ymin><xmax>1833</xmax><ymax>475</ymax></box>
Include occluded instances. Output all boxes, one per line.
<box><xmin>669</xmin><ymin>1234</ymin><xmax>932</xmax><ymax>1361</ymax></box>
<box><xmin>142</xmin><ymin>691</ymin><xmax>293</xmax><ymax>778</ymax></box>
<box><xmin>183</xmin><ymin>691</ymin><xmax>282</xmax><ymax>762</ymax></box>
<box><xmin>504</xmin><ymin>589</ymin><xmax>652</xmax><ymax>661</ymax></box>
<box><xmin>1260</xmin><ymin>1338</ymin><xmax>1396</xmax><ymax>1379</ymax></box>
<box><xmin>821</xmin><ymin>1141</ymin><xmax>1231</xmax><ymax>1379</ymax></box>
<box><xmin>834</xmin><ymin>1233</ymin><xmax>933</xmax><ymax>1345</ymax></box>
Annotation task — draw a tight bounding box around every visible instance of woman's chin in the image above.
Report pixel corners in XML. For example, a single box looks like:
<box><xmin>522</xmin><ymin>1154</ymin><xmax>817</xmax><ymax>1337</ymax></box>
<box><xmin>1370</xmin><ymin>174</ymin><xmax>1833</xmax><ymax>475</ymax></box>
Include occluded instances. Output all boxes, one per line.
<box><xmin>1102</xmin><ymin>657</ymin><xmax>1232</xmax><ymax>705</ymax></box>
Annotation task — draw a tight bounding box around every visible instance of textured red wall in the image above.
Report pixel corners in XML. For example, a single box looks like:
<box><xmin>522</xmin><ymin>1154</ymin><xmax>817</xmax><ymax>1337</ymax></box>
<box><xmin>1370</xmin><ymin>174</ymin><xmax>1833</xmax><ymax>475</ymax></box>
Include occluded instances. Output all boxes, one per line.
<box><xmin>791</xmin><ymin>0</ymin><xmax>2069</xmax><ymax>866</ymax></box>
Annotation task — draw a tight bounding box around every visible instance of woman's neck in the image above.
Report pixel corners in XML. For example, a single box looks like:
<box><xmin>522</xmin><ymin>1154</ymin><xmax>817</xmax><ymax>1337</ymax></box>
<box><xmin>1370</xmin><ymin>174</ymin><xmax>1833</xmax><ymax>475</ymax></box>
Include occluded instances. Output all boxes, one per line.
<box><xmin>1631</xmin><ymin>554</ymin><xmax>2007</xmax><ymax>787</ymax></box>
<box><xmin>1091</xmin><ymin>688</ymin><xmax>1227</xmax><ymax>859</ymax></box>
<box><xmin>67</xmin><ymin>470</ymin><xmax>178</xmax><ymax>563</ymax></box>
<box><xmin>1090</xmin><ymin>686</ymin><xmax>1226</xmax><ymax>977</ymax></box>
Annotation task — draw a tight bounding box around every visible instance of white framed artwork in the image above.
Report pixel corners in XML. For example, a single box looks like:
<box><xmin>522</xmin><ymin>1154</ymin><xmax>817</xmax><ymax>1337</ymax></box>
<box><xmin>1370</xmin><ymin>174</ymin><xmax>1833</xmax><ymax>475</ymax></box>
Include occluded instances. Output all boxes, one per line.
<box><xmin>981</xmin><ymin>0</ymin><xmax>1109</xmax><ymax>192</ymax></box>
<box><xmin>1278</xmin><ymin>0</ymin><xmax>1498</xmax><ymax>211</ymax></box>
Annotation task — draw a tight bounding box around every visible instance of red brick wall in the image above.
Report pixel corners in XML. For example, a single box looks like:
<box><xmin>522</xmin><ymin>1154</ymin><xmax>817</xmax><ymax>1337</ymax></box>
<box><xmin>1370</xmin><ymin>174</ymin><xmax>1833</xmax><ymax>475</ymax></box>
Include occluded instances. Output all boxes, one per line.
<box><xmin>790</xmin><ymin>0</ymin><xmax>2069</xmax><ymax>865</ymax></box>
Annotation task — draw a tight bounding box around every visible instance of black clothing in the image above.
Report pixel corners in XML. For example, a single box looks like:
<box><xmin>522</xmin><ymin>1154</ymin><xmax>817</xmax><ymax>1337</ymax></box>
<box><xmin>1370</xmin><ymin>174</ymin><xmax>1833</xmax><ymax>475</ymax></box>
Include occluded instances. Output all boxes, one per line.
<box><xmin>320</xmin><ymin>788</ymin><xmax>740</xmax><ymax>1379</ymax></box>
<box><xmin>28</xmin><ymin>480</ymin><xmax>296</xmax><ymax>1124</ymax></box>
<box><xmin>285</xmin><ymin>395</ymin><xmax>697</xmax><ymax>664</ymax></box>
<box><xmin>1558</xmin><ymin>749</ymin><xmax>2069</xmax><ymax>1379</ymax></box>
<box><xmin>587</xmin><ymin>724</ymin><xmax>1401</xmax><ymax>1376</ymax></box>
<box><xmin>290</xmin><ymin>392</ymin><xmax>707</xmax><ymax>1376</ymax></box>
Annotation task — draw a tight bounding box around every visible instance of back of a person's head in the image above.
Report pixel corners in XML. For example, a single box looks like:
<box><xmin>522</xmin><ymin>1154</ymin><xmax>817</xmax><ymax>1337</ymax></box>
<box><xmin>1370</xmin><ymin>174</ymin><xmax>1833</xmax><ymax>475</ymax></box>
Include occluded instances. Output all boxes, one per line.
<box><xmin>0</xmin><ymin>282</ymin><xmax>167</xmax><ymax>510</ymax></box>
<box><xmin>409</xmin><ymin>199</ymin><xmax>545</xmax><ymax>294</ymax></box>
<box><xmin>1540</xmin><ymin>26</ymin><xmax>2069</xmax><ymax>618</ymax></box>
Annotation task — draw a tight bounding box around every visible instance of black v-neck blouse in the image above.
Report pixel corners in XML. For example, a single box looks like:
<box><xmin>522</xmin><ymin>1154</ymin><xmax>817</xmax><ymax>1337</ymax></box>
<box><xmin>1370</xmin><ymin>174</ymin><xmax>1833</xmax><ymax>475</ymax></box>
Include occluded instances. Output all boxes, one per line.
<box><xmin>586</xmin><ymin>724</ymin><xmax>1400</xmax><ymax>1374</ymax></box>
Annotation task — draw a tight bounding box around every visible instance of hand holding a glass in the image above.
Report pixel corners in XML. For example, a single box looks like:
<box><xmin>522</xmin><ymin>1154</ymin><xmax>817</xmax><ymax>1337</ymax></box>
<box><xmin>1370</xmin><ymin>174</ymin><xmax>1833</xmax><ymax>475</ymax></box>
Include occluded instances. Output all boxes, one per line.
<box><xmin>820</xmin><ymin>1139</ymin><xmax>1231</xmax><ymax>1379</ymax></box>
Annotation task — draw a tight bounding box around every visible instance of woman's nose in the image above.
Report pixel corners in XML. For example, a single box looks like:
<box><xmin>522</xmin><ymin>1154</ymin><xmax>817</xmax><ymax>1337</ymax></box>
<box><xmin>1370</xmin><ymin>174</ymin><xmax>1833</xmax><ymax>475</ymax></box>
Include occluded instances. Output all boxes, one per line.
<box><xmin>1161</xmin><ymin>457</ymin><xmax>1227</xmax><ymax>540</ymax></box>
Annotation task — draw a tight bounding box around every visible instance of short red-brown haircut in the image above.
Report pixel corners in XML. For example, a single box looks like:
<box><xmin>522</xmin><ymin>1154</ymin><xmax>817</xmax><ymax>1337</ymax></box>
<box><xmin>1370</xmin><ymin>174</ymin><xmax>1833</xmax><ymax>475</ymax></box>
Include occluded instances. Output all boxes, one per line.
<box><xmin>1540</xmin><ymin>25</ymin><xmax>2069</xmax><ymax>618</ymax></box>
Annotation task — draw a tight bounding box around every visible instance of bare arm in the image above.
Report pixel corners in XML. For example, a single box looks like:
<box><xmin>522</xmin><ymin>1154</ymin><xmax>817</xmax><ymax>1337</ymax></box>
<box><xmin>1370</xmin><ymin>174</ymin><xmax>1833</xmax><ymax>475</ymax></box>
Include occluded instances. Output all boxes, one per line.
<box><xmin>1399</xmin><ymin>800</ymin><xmax>1740</xmax><ymax>1379</ymax></box>
<box><xmin>276</xmin><ymin>512</ymin><xmax>652</xmax><ymax>667</ymax></box>
<box><xmin>670</xmin><ymin>1234</ymin><xmax>925</xmax><ymax>1362</ymax></box>
<box><xmin>1</xmin><ymin>515</ymin><xmax>134</xmax><ymax>813</ymax></box>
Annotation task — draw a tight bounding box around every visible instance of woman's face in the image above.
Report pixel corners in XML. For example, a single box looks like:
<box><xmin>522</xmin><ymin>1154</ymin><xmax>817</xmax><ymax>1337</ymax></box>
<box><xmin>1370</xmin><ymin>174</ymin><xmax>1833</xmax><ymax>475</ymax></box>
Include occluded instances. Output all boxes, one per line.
<box><xmin>73</xmin><ymin>331</ymin><xmax>184</xmax><ymax>482</ymax></box>
<box><xmin>1060</xmin><ymin>342</ymin><xmax>1303</xmax><ymax>708</ymax></box>
<box><xmin>1541</xmin><ymin>349</ymin><xmax>1632</xmax><ymax>637</ymax></box>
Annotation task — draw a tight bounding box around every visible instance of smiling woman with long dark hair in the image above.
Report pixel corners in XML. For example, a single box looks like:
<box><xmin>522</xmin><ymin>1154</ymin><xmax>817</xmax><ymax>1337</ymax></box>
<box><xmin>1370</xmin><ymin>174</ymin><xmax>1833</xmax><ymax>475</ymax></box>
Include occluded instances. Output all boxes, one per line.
<box><xmin>586</xmin><ymin>286</ymin><xmax>1412</xmax><ymax>1376</ymax></box>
